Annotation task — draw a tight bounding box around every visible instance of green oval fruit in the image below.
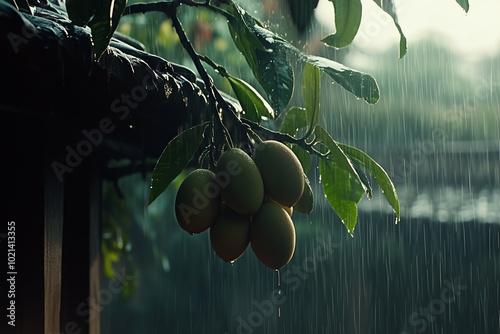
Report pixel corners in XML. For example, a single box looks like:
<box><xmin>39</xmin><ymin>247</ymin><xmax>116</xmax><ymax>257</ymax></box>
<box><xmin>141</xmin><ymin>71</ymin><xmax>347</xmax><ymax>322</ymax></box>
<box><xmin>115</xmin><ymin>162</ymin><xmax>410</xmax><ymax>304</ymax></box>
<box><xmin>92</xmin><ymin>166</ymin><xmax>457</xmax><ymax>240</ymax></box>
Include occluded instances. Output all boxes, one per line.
<box><xmin>216</xmin><ymin>148</ymin><xmax>264</xmax><ymax>215</ymax></box>
<box><xmin>251</xmin><ymin>203</ymin><xmax>296</xmax><ymax>270</ymax></box>
<box><xmin>253</xmin><ymin>140</ymin><xmax>304</xmax><ymax>207</ymax></box>
<box><xmin>294</xmin><ymin>174</ymin><xmax>314</xmax><ymax>214</ymax></box>
<box><xmin>175</xmin><ymin>169</ymin><xmax>221</xmax><ymax>234</ymax></box>
<box><xmin>210</xmin><ymin>205</ymin><xmax>251</xmax><ymax>263</ymax></box>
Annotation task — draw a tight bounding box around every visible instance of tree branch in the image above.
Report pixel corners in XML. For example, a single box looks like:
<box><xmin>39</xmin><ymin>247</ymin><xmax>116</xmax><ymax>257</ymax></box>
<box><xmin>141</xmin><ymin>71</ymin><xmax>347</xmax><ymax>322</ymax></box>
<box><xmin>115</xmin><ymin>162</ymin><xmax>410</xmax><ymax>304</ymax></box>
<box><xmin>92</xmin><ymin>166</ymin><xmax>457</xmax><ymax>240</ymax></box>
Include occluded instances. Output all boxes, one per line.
<box><xmin>123</xmin><ymin>0</ymin><xmax>325</xmax><ymax>159</ymax></box>
<box><xmin>241</xmin><ymin>119</ymin><xmax>326</xmax><ymax>157</ymax></box>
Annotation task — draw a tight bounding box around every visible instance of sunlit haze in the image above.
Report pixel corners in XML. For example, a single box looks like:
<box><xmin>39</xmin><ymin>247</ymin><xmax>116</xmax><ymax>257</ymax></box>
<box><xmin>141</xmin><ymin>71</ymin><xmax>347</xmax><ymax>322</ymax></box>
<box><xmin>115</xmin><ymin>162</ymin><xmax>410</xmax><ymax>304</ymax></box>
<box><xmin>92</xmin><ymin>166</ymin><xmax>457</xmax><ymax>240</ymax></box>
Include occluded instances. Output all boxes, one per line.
<box><xmin>315</xmin><ymin>0</ymin><xmax>500</xmax><ymax>60</ymax></box>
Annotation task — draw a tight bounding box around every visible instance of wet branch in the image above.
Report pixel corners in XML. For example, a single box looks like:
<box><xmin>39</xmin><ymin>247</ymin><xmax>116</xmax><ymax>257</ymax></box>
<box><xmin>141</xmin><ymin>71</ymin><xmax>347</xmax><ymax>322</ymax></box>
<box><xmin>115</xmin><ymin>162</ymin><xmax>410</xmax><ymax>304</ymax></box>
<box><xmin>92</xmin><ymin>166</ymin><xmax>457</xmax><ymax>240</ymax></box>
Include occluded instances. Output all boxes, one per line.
<box><xmin>123</xmin><ymin>1</ymin><xmax>326</xmax><ymax>158</ymax></box>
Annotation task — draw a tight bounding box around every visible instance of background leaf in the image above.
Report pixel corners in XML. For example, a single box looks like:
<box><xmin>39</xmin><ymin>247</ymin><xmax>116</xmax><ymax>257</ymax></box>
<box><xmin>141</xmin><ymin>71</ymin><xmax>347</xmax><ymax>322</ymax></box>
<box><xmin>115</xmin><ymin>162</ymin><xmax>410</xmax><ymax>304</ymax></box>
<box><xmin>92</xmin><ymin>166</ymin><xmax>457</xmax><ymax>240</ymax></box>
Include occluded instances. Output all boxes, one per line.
<box><xmin>285</xmin><ymin>0</ymin><xmax>320</xmax><ymax>33</ymax></box>
<box><xmin>65</xmin><ymin>0</ymin><xmax>99</xmax><ymax>26</ymax></box>
<box><xmin>306</xmin><ymin>55</ymin><xmax>379</xmax><ymax>104</ymax></box>
<box><xmin>338</xmin><ymin>143</ymin><xmax>400</xmax><ymax>220</ymax></box>
<box><xmin>302</xmin><ymin>63</ymin><xmax>321</xmax><ymax>132</ymax></box>
<box><xmin>148</xmin><ymin>123</ymin><xmax>207</xmax><ymax>205</ymax></box>
<box><xmin>319</xmin><ymin>158</ymin><xmax>364</xmax><ymax>235</ymax></box>
<box><xmin>321</xmin><ymin>0</ymin><xmax>362</xmax><ymax>49</ymax></box>
<box><xmin>372</xmin><ymin>0</ymin><xmax>407</xmax><ymax>58</ymax></box>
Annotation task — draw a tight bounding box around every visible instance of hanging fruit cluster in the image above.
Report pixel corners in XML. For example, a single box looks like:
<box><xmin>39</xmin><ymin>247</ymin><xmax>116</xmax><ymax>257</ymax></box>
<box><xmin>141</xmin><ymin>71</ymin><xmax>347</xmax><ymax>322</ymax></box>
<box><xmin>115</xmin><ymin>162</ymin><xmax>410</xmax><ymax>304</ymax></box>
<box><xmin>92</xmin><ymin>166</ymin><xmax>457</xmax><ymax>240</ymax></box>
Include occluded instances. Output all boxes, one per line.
<box><xmin>174</xmin><ymin>140</ymin><xmax>314</xmax><ymax>270</ymax></box>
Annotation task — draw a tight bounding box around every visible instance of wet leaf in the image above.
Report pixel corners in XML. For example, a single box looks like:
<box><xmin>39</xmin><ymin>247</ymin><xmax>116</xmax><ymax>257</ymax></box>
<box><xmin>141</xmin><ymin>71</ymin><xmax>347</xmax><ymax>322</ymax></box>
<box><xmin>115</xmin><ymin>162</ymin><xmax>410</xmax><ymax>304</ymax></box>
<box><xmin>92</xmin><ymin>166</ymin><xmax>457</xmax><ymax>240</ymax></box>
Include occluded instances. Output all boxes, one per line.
<box><xmin>227</xmin><ymin>75</ymin><xmax>274</xmax><ymax>122</ymax></box>
<box><xmin>306</xmin><ymin>55</ymin><xmax>379</xmax><ymax>104</ymax></box>
<box><xmin>148</xmin><ymin>123</ymin><xmax>208</xmax><ymax>205</ymax></box>
<box><xmin>314</xmin><ymin>125</ymin><xmax>369</xmax><ymax>197</ymax></box>
<box><xmin>227</xmin><ymin>2</ymin><xmax>294</xmax><ymax>113</ymax></box>
<box><xmin>372</xmin><ymin>0</ymin><xmax>407</xmax><ymax>58</ymax></box>
<box><xmin>280</xmin><ymin>106</ymin><xmax>308</xmax><ymax>137</ymax></box>
<box><xmin>351</xmin><ymin>159</ymin><xmax>373</xmax><ymax>200</ymax></box>
<box><xmin>319</xmin><ymin>158</ymin><xmax>364</xmax><ymax>235</ymax></box>
<box><xmin>224</xmin><ymin>2</ymin><xmax>378</xmax><ymax>105</ymax></box>
<box><xmin>321</xmin><ymin>0</ymin><xmax>362</xmax><ymax>49</ymax></box>
<box><xmin>302</xmin><ymin>63</ymin><xmax>321</xmax><ymax>132</ymax></box>
<box><xmin>338</xmin><ymin>143</ymin><xmax>400</xmax><ymax>221</ymax></box>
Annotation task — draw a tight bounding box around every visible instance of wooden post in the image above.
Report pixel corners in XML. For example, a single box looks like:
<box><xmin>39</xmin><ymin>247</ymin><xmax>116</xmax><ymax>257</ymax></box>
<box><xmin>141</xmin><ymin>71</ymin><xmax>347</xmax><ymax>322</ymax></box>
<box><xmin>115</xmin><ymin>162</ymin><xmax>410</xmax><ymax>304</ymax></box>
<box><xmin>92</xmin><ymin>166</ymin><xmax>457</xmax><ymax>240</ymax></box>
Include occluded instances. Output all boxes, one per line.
<box><xmin>44</xmin><ymin>121</ymin><xmax>65</xmax><ymax>334</ymax></box>
<box><xmin>89</xmin><ymin>162</ymin><xmax>101</xmax><ymax>334</ymax></box>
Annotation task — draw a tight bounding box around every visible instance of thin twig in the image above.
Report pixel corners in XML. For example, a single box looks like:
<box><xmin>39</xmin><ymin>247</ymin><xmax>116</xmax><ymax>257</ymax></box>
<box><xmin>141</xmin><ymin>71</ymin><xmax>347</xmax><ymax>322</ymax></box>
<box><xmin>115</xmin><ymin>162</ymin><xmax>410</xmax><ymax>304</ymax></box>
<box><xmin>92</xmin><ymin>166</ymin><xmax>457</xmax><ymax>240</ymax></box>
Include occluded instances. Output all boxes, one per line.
<box><xmin>241</xmin><ymin>118</ymin><xmax>326</xmax><ymax>157</ymax></box>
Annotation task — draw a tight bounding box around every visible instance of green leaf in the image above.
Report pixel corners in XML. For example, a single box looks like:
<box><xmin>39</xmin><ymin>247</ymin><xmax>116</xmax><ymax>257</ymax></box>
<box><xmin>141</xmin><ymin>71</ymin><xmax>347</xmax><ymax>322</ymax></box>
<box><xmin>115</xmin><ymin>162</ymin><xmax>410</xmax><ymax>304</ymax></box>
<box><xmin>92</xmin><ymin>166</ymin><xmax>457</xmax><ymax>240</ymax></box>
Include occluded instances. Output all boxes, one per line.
<box><xmin>306</xmin><ymin>55</ymin><xmax>379</xmax><ymax>104</ymax></box>
<box><xmin>338</xmin><ymin>143</ymin><xmax>400</xmax><ymax>221</ymax></box>
<box><xmin>91</xmin><ymin>0</ymin><xmax>128</xmax><ymax>60</ymax></box>
<box><xmin>148</xmin><ymin>123</ymin><xmax>208</xmax><ymax>205</ymax></box>
<box><xmin>65</xmin><ymin>0</ymin><xmax>99</xmax><ymax>26</ymax></box>
<box><xmin>291</xmin><ymin>144</ymin><xmax>311</xmax><ymax>174</ymax></box>
<box><xmin>314</xmin><ymin>125</ymin><xmax>369</xmax><ymax>196</ymax></box>
<box><xmin>350</xmin><ymin>159</ymin><xmax>372</xmax><ymax>200</ymax></box>
<box><xmin>227</xmin><ymin>75</ymin><xmax>275</xmax><ymax>122</ymax></box>
<box><xmin>319</xmin><ymin>158</ymin><xmax>364</xmax><ymax>235</ymax></box>
<box><xmin>223</xmin><ymin>2</ymin><xmax>378</xmax><ymax>105</ymax></box>
<box><xmin>372</xmin><ymin>0</ymin><xmax>407</xmax><ymax>58</ymax></box>
<box><xmin>455</xmin><ymin>0</ymin><xmax>469</xmax><ymax>12</ymax></box>
<box><xmin>279</xmin><ymin>107</ymin><xmax>311</xmax><ymax>172</ymax></box>
<box><xmin>280</xmin><ymin>107</ymin><xmax>308</xmax><ymax>137</ymax></box>
<box><xmin>227</xmin><ymin>2</ymin><xmax>294</xmax><ymax>113</ymax></box>
<box><xmin>321</xmin><ymin>0</ymin><xmax>362</xmax><ymax>49</ymax></box>
<box><xmin>302</xmin><ymin>63</ymin><xmax>321</xmax><ymax>133</ymax></box>
<box><xmin>394</xmin><ymin>20</ymin><xmax>407</xmax><ymax>58</ymax></box>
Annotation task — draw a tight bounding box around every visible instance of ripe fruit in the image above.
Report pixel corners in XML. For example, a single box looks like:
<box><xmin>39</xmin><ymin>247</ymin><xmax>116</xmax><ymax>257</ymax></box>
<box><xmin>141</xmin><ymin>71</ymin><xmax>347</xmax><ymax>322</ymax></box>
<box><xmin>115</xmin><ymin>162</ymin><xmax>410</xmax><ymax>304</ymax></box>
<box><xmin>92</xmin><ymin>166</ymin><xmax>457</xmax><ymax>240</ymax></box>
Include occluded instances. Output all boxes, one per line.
<box><xmin>253</xmin><ymin>140</ymin><xmax>304</xmax><ymax>207</ymax></box>
<box><xmin>216</xmin><ymin>148</ymin><xmax>264</xmax><ymax>215</ymax></box>
<box><xmin>251</xmin><ymin>203</ymin><xmax>296</xmax><ymax>270</ymax></box>
<box><xmin>210</xmin><ymin>205</ymin><xmax>251</xmax><ymax>262</ymax></box>
<box><xmin>293</xmin><ymin>174</ymin><xmax>314</xmax><ymax>214</ymax></box>
<box><xmin>175</xmin><ymin>169</ymin><xmax>221</xmax><ymax>234</ymax></box>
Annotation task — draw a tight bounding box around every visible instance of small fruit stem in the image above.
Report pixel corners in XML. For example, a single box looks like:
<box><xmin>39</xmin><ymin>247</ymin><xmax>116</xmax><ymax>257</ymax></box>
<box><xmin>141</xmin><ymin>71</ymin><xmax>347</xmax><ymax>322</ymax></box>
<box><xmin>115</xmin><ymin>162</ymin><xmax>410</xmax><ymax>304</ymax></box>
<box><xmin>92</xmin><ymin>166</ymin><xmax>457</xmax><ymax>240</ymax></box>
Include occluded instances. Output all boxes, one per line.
<box><xmin>241</xmin><ymin>119</ymin><xmax>327</xmax><ymax>158</ymax></box>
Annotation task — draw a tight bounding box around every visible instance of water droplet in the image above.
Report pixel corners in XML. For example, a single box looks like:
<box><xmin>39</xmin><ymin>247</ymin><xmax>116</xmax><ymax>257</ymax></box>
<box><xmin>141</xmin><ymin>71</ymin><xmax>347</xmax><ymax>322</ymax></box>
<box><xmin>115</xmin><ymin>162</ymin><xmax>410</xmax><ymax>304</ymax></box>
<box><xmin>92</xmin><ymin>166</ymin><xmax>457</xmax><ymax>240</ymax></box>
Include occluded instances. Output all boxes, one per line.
<box><xmin>276</xmin><ymin>269</ymin><xmax>281</xmax><ymax>318</ymax></box>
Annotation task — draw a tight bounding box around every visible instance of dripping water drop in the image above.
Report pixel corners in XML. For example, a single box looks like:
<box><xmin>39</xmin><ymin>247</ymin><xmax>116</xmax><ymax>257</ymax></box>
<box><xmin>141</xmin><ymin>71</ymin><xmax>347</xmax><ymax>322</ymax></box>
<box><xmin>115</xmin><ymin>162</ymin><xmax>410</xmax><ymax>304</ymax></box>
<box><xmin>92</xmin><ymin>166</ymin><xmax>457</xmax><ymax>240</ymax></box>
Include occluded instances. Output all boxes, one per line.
<box><xmin>276</xmin><ymin>269</ymin><xmax>281</xmax><ymax>318</ymax></box>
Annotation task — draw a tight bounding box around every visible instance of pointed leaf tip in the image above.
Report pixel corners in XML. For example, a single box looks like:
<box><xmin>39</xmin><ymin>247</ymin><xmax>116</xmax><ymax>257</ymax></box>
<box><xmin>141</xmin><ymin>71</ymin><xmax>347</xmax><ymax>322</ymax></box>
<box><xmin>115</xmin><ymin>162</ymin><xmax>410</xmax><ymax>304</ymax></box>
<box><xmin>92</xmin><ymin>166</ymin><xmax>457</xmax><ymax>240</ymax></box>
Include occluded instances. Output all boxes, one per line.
<box><xmin>455</xmin><ymin>0</ymin><xmax>469</xmax><ymax>12</ymax></box>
